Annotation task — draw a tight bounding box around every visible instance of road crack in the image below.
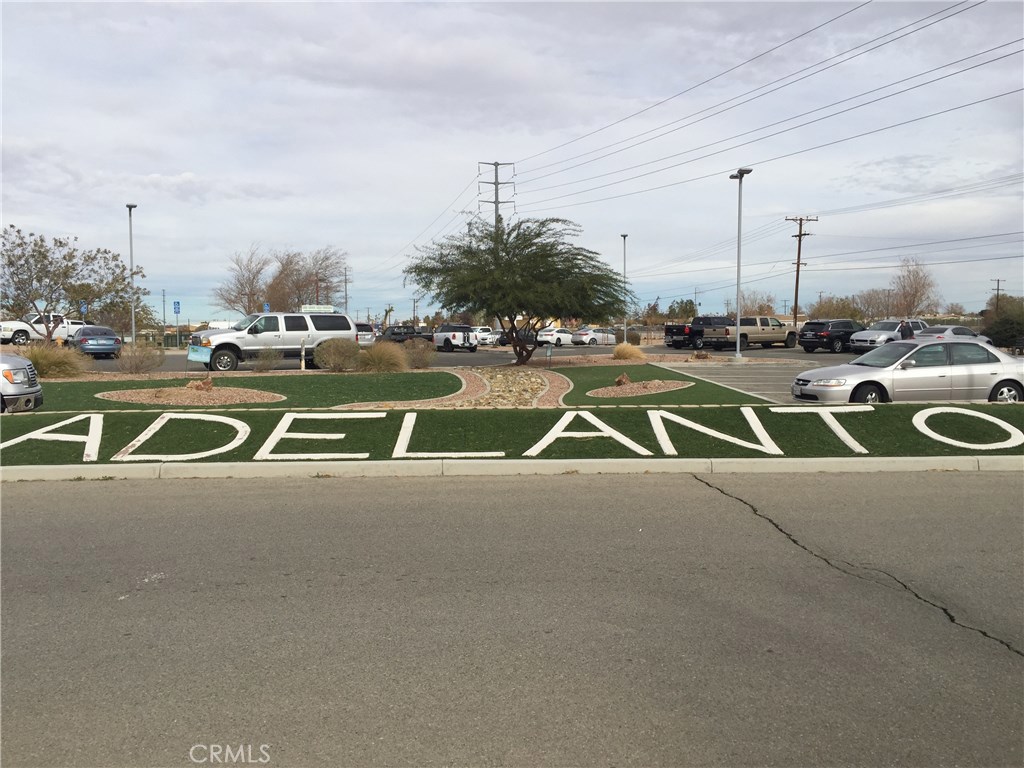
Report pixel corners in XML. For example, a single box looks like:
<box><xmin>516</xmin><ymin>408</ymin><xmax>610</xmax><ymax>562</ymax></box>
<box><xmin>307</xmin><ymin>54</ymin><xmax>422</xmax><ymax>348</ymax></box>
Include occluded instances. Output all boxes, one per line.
<box><xmin>695</xmin><ymin>476</ymin><xmax>1023</xmax><ymax>658</ymax></box>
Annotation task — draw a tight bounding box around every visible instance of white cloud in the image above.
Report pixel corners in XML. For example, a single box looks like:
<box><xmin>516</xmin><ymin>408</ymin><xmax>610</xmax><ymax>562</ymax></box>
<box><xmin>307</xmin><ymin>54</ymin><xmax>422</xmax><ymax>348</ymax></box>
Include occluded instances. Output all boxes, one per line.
<box><xmin>2</xmin><ymin>1</ymin><xmax>1021</xmax><ymax>321</ymax></box>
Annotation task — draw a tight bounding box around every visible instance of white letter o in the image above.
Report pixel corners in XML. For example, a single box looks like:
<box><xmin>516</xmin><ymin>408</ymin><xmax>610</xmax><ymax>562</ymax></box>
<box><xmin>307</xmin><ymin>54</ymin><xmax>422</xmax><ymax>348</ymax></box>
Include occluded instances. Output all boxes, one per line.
<box><xmin>912</xmin><ymin>407</ymin><xmax>1024</xmax><ymax>450</ymax></box>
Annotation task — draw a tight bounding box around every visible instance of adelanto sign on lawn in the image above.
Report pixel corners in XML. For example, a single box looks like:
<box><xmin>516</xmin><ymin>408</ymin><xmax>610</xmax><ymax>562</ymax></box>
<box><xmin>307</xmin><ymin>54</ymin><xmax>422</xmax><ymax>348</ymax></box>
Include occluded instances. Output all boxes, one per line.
<box><xmin>1</xmin><ymin>406</ymin><xmax>1023</xmax><ymax>464</ymax></box>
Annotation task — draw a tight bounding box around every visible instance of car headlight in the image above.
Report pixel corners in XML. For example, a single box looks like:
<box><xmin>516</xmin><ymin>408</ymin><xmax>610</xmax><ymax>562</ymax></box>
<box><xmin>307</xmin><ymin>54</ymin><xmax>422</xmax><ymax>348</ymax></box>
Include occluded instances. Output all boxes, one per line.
<box><xmin>2</xmin><ymin>368</ymin><xmax>28</xmax><ymax>384</ymax></box>
<box><xmin>811</xmin><ymin>378</ymin><xmax>847</xmax><ymax>387</ymax></box>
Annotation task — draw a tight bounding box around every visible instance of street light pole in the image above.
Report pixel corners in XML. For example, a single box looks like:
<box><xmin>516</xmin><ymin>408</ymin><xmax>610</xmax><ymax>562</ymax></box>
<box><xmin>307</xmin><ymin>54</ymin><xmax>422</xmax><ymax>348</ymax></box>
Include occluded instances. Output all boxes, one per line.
<box><xmin>621</xmin><ymin>233</ymin><xmax>628</xmax><ymax>341</ymax></box>
<box><xmin>126</xmin><ymin>203</ymin><xmax>138</xmax><ymax>344</ymax></box>
<box><xmin>728</xmin><ymin>168</ymin><xmax>752</xmax><ymax>359</ymax></box>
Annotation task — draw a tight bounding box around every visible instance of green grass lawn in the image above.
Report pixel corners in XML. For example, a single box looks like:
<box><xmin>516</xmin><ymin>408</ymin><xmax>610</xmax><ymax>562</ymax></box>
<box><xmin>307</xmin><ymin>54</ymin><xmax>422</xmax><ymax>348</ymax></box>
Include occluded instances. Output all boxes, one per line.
<box><xmin>554</xmin><ymin>364</ymin><xmax>765</xmax><ymax>406</ymax></box>
<box><xmin>2</xmin><ymin>403</ymin><xmax>1021</xmax><ymax>465</ymax></box>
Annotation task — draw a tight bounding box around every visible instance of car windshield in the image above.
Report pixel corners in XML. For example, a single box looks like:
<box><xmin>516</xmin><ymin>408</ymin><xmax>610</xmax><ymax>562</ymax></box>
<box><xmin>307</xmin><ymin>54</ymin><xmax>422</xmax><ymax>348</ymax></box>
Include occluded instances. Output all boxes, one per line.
<box><xmin>84</xmin><ymin>327</ymin><xmax>116</xmax><ymax>337</ymax></box>
<box><xmin>868</xmin><ymin>321</ymin><xmax>900</xmax><ymax>331</ymax></box>
<box><xmin>232</xmin><ymin>314</ymin><xmax>259</xmax><ymax>331</ymax></box>
<box><xmin>916</xmin><ymin>327</ymin><xmax>950</xmax><ymax>335</ymax></box>
<box><xmin>849</xmin><ymin>342</ymin><xmax>917</xmax><ymax>367</ymax></box>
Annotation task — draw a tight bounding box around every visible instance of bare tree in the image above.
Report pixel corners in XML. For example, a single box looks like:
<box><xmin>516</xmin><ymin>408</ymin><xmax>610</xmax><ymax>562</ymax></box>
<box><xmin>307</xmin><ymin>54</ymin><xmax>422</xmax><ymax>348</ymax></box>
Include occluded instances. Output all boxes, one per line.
<box><xmin>890</xmin><ymin>257</ymin><xmax>941</xmax><ymax>317</ymax></box>
<box><xmin>212</xmin><ymin>246</ymin><xmax>273</xmax><ymax>316</ymax></box>
<box><xmin>739</xmin><ymin>290</ymin><xmax>776</xmax><ymax>315</ymax></box>
<box><xmin>855</xmin><ymin>288</ymin><xmax>893</xmax><ymax>321</ymax></box>
<box><xmin>807</xmin><ymin>295</ymin><xmax>863</xmax><ymax>321</ymax></box>
<box><xmin>260</xmin><ymin>247</ymin><xmax>349</xmax><ymax>312</ymax></box>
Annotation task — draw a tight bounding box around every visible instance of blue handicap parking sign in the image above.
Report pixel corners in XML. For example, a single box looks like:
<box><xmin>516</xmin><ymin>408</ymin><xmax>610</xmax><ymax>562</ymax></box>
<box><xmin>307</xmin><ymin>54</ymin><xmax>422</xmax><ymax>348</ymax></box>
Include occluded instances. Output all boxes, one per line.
<box><xmin>173</xmin><ymin>301</ymin><xmax>181</xmax><ymax>314</ymax></box>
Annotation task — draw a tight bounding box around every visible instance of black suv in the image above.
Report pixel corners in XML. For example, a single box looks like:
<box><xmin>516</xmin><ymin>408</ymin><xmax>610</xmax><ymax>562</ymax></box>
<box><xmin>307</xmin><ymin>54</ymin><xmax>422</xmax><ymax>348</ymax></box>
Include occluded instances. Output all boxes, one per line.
<box><xmin>799</xmin><ymin>319</ymin><xmax>866</xmax><ymax>353</ymax></box>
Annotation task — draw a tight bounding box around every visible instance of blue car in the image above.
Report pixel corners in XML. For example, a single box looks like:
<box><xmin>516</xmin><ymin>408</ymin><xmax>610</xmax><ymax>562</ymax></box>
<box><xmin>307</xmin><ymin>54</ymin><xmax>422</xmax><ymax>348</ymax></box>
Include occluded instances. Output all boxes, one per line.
<box><xmin>67</xmin><ymin>325</ymin><xmax>123</xmax><ymax>358</ymax></box>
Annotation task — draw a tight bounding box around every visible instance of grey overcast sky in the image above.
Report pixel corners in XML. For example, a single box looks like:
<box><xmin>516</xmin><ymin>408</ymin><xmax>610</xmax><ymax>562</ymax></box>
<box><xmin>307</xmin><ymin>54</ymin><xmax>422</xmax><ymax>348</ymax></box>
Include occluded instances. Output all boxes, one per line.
<box><xmin>3</xmin><ymin>1</ymin><xmax>1022</xmax><ymax>324</ymax></box>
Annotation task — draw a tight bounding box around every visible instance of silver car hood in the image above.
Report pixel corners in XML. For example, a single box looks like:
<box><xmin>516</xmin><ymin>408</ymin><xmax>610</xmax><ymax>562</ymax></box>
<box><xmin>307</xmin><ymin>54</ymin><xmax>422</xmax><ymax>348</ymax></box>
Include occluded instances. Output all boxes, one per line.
<box><xmin>797</xmin><ymin>364</ymin><xmax>866</xmax><ymax>380</ymax></box>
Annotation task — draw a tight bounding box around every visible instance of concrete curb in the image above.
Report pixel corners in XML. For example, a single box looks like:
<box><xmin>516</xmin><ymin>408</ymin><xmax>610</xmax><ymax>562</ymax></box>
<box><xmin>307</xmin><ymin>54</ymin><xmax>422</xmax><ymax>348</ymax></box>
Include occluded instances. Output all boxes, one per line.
<box><xmin>3</xmin><ymin>455</ymin><xmax>1020</xmax><ymax>482</ymax></box>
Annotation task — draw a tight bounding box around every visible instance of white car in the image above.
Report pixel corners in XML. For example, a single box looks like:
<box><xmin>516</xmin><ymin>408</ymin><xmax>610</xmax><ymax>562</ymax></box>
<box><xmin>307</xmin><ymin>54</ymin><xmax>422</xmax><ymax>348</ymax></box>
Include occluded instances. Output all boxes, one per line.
<box><xmin>355</xmin><ymin>322</ymin><xmax>376</xmax><ymax>348</ymax></box>
<box><xmin>571</xmin><ymin>327</ymin><xmax>617</xmax><ymax>346</ymax></box>
<box><xmin>474</xmin><ymin>326</ymin><xmax>494</xmax><ymax>345</ymax></box>
<box><xmin>433</xmin><ymin>324</ymin><xmax>479</xmax><ymax>352</ymax></box>
<box><xmin>792</xmin><ymin>339</ymin><xmax>1023</xmax><ymax>404</ymax></box>
<box><xmin>915</xmin><ymin>325</ymin><xmax>992</xmax><ymax>344</ymax></box>
<box><xmin>849</xmin><ymin>319</ymin><xmax>929</xmax><ymax>352</ymax></box>
<box><xmin>536</xmin><ymin>327</ymin><xmax>574</xmax><ymax>347</ymax></box>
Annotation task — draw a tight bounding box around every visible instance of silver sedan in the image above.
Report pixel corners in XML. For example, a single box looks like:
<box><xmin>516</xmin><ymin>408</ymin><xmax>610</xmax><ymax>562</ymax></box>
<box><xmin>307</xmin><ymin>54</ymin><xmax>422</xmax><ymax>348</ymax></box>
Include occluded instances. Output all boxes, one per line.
<box><xmin>792</xmin><ymin>339</ymin><xmax>1024</xmax><ymax>404</ymax></box>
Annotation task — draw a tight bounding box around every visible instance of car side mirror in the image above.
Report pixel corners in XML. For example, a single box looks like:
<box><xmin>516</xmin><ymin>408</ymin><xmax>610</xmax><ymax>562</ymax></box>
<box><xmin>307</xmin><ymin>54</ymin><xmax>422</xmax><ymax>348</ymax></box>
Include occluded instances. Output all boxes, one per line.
<box><xmin>248</xmin><ymin>326</ymin><xmax>260</xmax><ymax>335</ymax></box>
<box><xmin>900</xmin><ymin>359</ymin><xmax>917</xmax><ymax>369</ymax></box>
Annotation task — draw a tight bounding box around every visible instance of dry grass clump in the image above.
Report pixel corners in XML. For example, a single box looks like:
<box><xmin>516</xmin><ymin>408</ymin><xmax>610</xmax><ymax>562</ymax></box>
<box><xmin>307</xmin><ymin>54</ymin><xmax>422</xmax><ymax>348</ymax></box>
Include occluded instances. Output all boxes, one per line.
<box><xmin>357</xmin><ymin>341</ymin><xmax>409</xmax><ymax>372</ymax></box>
<box><xmin>313</xmin><ymin>339</ymin><xmax>361</xmax><ymax>372</ymax></box>
<box><xmin>251</xmin><ymin>347</ymin><xmax>284</xmax><ymax>372</ymax></box>
<box><xmin>404</xmin><ymin>338</ymin><xmax>437</xmax><ymax>369</ymax></box>
<box><xmin>11</xmin><ymin>343</ymin><xmax>91</xmax><ymax>378</ymax></box>
<box><xmin>611</xmin><ymin>342</ymin><xmax>646</xmax><ymax>361</ymax></box>
<box><xmin>116</xmin><ymin>343</ymin><xmax>166</xmax><ymax>374</ymax></box>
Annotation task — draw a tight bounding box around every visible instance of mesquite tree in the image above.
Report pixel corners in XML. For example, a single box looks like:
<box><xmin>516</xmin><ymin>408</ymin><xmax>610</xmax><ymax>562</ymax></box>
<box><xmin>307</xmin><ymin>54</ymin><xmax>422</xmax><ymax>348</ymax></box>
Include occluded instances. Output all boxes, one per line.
<box><xmin>404</xmin><ymin>217</ymin><xmax>631</xmax><ymax>364</ymax></box>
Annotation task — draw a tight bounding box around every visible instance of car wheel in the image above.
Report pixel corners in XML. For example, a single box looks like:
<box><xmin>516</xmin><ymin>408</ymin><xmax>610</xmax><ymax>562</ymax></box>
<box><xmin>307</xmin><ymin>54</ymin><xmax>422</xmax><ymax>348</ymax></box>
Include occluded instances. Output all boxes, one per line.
<box><xmin>469</xmin><ymin>345</ymin><xmax>477</xmax><ymax>353</ymax></box>
<box><xmin>738</xmin><ymin>337</ymin><xmax>749</xmax><ymax>351</ymax></box>
<box><xmin>0</xmin><ymin>396</ymin><xmax>7</xmax><ymax>414</ymax></box>
<box><xmin>11</xmin><ymin>330</ymin><xmax>29</xmax><ymax>345</ymax></box>
<box><xmin>443</xmin><ymin>339</ymin><xmax>453</xmax><ymax>352</ymax></box>
<box><xmin>554</xmin><ymin>338</ymin><xmax>562</xmax><ymax>347</ymax></box>
<box><xmin>210</xmin><ymin>349</ymin><xmax>238</xmax><ymax>372</ymax></box>
<box><xmin>852</xmin><ymin>383</ymin><xmax>883</xmax><ymax>404</ymax></box>
<box><xmin>784</xmin><ymin>333</ymin><xmax>796</xmax><ymax>348</ymax></box>
<box><xmin>830</xmin><ymin>338</ymin><xmax>844</xmax><ymax>353</ymax></box>
<box><xmin>989</xmin><ymin>381</ymin><xmax>1023</xmax><ymax>403</ymax></box>
<box><xmin>802</xmin><ymin>346</ymin><xmax>815</xmax><ymax>353</ymax></box>
<box><xmin>693</xmin><ymin>337</ymin><xmax>704</xmax><ymax>350</ymax></box>
<box><xmin>588</xmin><ymin>338</ymin><xmax>597</xmax><ymax>346</ymax></box>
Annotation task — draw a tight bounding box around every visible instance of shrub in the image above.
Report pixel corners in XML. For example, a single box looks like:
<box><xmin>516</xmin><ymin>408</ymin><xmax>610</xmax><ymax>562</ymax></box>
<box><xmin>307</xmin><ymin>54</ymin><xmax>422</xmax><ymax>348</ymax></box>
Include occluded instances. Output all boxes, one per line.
<box><xmin>614</xmin><ymin>329</ymin><xmax>642</xmax><ymax>345</ymax></box>
<box><xmin>251</xmin><ymin>347</ymin><xmax>283</xmax><ymax>372</ymax></box>
<box><xmin>983</xmin><ymin>316</ymin><xmax>1024</xmax><ymax>349</ymax></box>
<box><xmin>357</xmin><ymin>341</ymin><xmax>409</xmax><ymax>373</ymax></box>
<box><xmin>313</xmin><ymin>339</ymin><xmax>361</xmax><ymax>372</ymax></box>
<box><xmin>612</xmin><ymin>342</ymin><xmax>646</xmax><ymax>361</ymax></box>
<box><xmin>12</xmin><ymin>343</ymin><xmax>90</xmax><ymax>378</ymax></box>
<box><xmin>116</xmin><ymin>343</ymin><xmax>166</xmax><ymax>374</ymax></box>
<box><xmin>404</xmin><ymin>338</ymin><xmax>437</xmax><ymax>369</ymax></box>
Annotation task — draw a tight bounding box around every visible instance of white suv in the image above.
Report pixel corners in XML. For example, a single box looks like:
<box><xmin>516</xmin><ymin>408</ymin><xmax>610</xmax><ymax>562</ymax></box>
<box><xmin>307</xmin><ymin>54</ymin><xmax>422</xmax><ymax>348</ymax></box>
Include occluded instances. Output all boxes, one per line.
<box><xmin>191</xmin><ymin>312</ymin><xmax>358</xmax><ymax>371</ymax></box>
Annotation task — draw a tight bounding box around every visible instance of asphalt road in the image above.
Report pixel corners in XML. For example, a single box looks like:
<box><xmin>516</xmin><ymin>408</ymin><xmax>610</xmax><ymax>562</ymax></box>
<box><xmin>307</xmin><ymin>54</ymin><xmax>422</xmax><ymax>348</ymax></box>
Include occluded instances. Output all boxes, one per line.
<box><xmin>2</xmin><ymin>474</ymin><xmax>1021</xmax><ymax>767</ymax></box>
<box><xmin>86</xmin><ymin>342</ymin><xmax>857</xmax><ymax>378</ymax></box>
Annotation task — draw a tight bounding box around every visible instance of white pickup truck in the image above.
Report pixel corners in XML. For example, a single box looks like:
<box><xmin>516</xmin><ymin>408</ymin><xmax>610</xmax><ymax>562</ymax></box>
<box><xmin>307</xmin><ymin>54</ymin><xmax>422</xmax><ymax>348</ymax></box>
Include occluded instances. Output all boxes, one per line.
<box><xmin>0</xmin><ymin>313</ymin><xmax>90</xmax><ymax>345</ymax></box>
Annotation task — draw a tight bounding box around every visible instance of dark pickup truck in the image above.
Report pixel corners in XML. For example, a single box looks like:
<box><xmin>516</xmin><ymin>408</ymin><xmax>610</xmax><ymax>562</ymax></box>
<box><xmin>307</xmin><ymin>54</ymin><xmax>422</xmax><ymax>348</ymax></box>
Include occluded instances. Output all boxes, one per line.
<box><xmin>664</xmin><ymin>316</ymin><xmax>732</xmax><ymax>350</ymax></box>
<box><xmin>380</xmin><ymin>326</ymin><xmax>433</xmax><ymax>343</ymax></box>
<box><xmin>664</xmin><ymin>323</ymin><xmax>701</xmax><ymax>350</ymax></box>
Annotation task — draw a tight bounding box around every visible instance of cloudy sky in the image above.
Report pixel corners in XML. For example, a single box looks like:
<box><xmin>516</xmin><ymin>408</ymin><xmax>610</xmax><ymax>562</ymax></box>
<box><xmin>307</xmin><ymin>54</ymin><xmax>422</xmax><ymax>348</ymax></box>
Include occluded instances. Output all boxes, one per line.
<box><xmin>3</xmin><ymin>1</ymin><xmax>1022</xmax><ymax>325</ymax></box>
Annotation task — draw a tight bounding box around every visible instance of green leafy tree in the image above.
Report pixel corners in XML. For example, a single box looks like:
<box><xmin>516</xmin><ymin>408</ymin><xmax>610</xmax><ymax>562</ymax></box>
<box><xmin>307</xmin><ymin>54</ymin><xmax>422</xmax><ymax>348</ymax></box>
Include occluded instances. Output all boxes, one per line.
<box><xmin>982</xmin><ymin>294</ymin><xmax>1023</xmax><ymax>347</ymax></box>
<box><xmin>1</xmin><ymin>224</ymin><xmax>147</xmax><ymax>341</ymax></box>
<box><xmin>404</xmin><ymin>217</ymin><xmax>631</xmax><ymax>364</ymax></box>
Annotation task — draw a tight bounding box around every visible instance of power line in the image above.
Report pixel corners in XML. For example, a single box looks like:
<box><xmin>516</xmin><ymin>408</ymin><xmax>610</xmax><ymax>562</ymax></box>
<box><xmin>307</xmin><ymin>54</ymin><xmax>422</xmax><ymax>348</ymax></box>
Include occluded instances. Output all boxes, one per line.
<box><xmin>517</xmin><ymin>2</ymin><xmax>989</xmax><ymax>183</ymax></box>
<box><xmin>514</xmin><ymin>0</ymin><xmax>875</xmax><ymax>166</ymax></box>
<box><xmin>517</xmin><ymin>43</ymin><xmax>1022</xmax><ymax>195</ymax></box>
<box><xmin>516</xmin><ymin>88</ymin><xmax>1022</xmax><ymax>213</ymax></box>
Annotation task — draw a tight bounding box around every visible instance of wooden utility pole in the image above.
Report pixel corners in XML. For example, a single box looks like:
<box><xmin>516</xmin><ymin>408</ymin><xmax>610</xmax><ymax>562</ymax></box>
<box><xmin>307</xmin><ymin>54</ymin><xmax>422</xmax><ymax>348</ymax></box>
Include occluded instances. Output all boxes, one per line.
<box><xmin>991</xmin><ymin>278</ymin><xmax>1005</xmax><ymax>314</ymax></box>
<box><xmin>787</xmin><ymin>216</ymin><xmax>817</xmax><ymax>327</ymax></box>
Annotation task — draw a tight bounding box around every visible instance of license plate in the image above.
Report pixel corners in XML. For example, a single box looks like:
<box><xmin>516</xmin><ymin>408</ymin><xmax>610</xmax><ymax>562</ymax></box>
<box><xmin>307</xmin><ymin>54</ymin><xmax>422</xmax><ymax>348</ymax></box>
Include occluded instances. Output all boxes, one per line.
<box><xmin>791</xmin><ymin>383</ymin><xmax>802</xmax><ymax>396</ymax></box>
